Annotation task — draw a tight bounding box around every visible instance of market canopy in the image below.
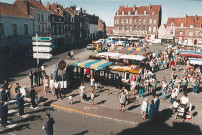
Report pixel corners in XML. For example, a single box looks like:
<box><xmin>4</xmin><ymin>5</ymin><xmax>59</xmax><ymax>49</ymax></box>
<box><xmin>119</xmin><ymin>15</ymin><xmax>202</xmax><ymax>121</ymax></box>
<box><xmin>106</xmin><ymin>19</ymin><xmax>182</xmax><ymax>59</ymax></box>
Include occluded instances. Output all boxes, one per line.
<box><xmin>178</xmin><ymin>50</ymin><xmax>202</xmax><ymax>55</ymax></box>
<box><xmin>74</xmin><ymin>59</ymin><xmax>113</xmax><ymax>70</ymax></box>
<box><xmin>189</xmin><ymin>58</ymin><xmax>202</xmax><ymax>65</ymax></box>
<box><xmin>181</xmin><ymin>53</ymin><xmax>202</xmax><ymax>58</ymax></box>
<box><xmin>96</xmin><ymin>52</ymin><xmax>122</xmax><ymax>59</ymax></box>
<box><xmin>109</xmin><ymin>46</ymin><xmax>144</xmax><ymax>52</ymax></box>
<box><xmin>119</xmin><ymin>54</ymin><xmax>146</xmax><ymax>61</ymax></box>
<box><xmin>111</xmin><ymin>50</ymin><xmax>147</xmax><ymax>56</ymax></box>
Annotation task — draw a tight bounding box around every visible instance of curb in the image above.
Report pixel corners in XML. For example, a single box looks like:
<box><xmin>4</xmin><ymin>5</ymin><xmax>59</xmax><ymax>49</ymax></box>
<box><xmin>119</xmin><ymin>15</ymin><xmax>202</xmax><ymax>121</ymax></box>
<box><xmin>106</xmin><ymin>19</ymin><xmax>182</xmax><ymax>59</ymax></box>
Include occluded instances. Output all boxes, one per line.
<box><xmin>50</xmin><ymin>104</ymin><xmax>138</xmax><ymax>126</ymax></box>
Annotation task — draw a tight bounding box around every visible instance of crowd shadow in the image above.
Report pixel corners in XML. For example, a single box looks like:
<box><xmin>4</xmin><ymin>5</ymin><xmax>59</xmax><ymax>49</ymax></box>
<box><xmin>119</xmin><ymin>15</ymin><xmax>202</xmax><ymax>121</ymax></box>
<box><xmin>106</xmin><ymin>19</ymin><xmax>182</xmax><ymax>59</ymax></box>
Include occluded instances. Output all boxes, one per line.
<box><xmin>117</xmin><ymin>108</ymin><xmax>202</xmax><ymax>135</ymax></box>
<box><xmin>74</xmin><ymin>130</ymin><xmax>88</xmax><ymax>135</ymax></box>
<box><xmin>96</xmin><ymin>100</ymin><xmax>107</xmax><ymax>105</ymax></box>
<box><xmin>0</xmin><ymin>124</ymin><xmax>30</xmax><ymax>134</ymax></box>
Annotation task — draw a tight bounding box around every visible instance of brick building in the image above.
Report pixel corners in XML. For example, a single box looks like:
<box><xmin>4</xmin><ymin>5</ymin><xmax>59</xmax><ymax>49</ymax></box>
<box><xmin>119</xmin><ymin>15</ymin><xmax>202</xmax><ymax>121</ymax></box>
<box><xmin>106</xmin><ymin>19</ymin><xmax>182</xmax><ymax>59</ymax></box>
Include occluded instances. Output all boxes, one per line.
<box><xmin>106</xmin><ymin>26</ymin><xmax>114</xmax><ymax>36</ymax></box>
<box><xmin>166</xmin><ymin>15</ymin><xmax>202</xmax><ymax>46</ymax></box>
<box><xmin>114</xmin><ymin>5</ymin><xmax>162</xmax><ymax>41</ymax></box>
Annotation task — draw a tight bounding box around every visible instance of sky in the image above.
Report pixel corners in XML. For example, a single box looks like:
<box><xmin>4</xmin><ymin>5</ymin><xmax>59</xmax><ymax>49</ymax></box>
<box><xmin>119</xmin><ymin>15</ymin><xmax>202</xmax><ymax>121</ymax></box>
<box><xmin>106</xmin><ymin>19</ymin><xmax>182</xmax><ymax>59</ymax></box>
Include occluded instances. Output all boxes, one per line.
<box><xmin>2</xmin><ymin>0</ymin><xmax>202</xmax><ymax>26</ymax></box>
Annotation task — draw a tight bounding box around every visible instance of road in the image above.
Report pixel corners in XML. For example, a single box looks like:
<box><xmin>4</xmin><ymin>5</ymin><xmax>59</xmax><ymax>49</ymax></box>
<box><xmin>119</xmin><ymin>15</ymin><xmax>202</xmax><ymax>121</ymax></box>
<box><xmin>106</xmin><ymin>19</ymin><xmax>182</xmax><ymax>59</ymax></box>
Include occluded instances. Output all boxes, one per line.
<box><xmin>0</xmin><ymin>100</ymin><xmax>194</xmax><ymax>135</ymax></box>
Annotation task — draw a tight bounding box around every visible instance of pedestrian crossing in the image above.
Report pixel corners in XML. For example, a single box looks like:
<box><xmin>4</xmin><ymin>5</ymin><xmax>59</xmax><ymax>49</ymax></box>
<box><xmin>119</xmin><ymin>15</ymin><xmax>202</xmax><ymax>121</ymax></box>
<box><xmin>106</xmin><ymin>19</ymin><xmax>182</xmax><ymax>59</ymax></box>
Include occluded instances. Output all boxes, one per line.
<box><xmin>0</xmin><ymin>99</ymin><xmax>41</xmax><ymax>130</ymax></box>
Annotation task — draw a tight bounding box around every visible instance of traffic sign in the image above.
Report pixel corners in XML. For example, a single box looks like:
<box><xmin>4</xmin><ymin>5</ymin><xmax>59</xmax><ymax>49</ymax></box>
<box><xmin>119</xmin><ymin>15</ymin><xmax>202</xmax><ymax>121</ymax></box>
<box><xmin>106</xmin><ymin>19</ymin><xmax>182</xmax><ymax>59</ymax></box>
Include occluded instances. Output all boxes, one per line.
<box><xmin>58</xmin><ymin>60</ymin><xmax>66</xmax><ymax>70</ymax></box>
<box><xmin>33</xmin><ymin>42</ymin><xmax>52</xmax><ymax>46</ymax></box>
<box><xmin>33</xmin><ymin>53</ymin><xmax>52</xmax><ymax>59</ymax></box>
<box><xmin>32</xmin><ymin>37</ymin><xmax>52</xmax><ymax>41</ymax></box>
<box><xmin>33</xmin><ymin>46</ymin><xmax>52</xmax><ymax>53</ymax></box>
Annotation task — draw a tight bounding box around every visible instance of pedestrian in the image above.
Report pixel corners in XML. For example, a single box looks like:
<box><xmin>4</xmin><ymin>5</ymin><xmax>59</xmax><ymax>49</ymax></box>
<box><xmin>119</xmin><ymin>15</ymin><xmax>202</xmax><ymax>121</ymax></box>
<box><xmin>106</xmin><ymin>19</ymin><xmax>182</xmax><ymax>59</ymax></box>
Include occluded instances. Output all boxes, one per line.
<box><xmin>119</xmin><ymin>89</ymin><xmax>126</xmax><ymax>112</ymax></box>
<box><xmin>34</xmin><ymin>69</ymin><xmax>39</xmax><ymax>86</ymax></box>
<box><xmin>29</xmin><ymin>87</ymin><xmax>37</xmax><ymax>108</ymax></box>
<box><xmin>152</xmin><ymin>79</ymin><xmax>157</xmax><ymax>96</ymax></box>
<box><xmin>49</xmin><ymin>77</ymin><xmax>55</xmax><ymax>95</ymax></box>
<box><xmin>192</xmin><ymin>77</ymin><xmax>198</xmax><ymax>95</ymax></box>
<box><xmin>70</xmin><ymin>51</ymin><xmax>74</xmax><ymax>60</ymax></box>
<box><xmin>138</xmin><ymin>80</ymin><xmax>144</xmax><ymax>98</ymax></box>
<box><xmin>15</xmin><ymin>83</ymin><xmax>20</xmax><ymax>94</ymax></box>
<box><xmin>16</xmin><ymin>90</ymin><xmax>24</xmax><ymax>116</ymax></box>
<box><xmin>43</xmin><ymin>112</ymin><xmax>55</xmax><ymax>135</ymax></box>
<box><xmin>148</xmin><ymin>100</ymin><xmax>156</xmax><ymax>121</ymax></box>
<box><xmin>41</xmin><ymin>64</ymin><xmax>45</xmax><ymax>79</ymax></box>
<box><xmin>180</xmin><ymin>93</ymin><xmax>189</xmax><ymax>108</ymax></box>
<box><xmin>172</xmin><ymin>99</ymin><xmax>179</xmax><ymax>113</ymax></box>
<box><xmin>170</xmin><ymin>89</ymin><xmax>177</xmax><ymax>104</ymax></box>
<box><xmin>29</xmin><ymin>70</ymin><xmax>33</xmax><ymax>87</ymax></box>
<box><xmin>3</xmin><ymin>80</ymin><xmax>11</xmax><ymax>100</ymax></box>
<box><xmin>130</xmin><ymin>78</ymin><xmax>136</xmax><ymax>96</ymax></box>
<box><xmin>141</xmin><ymin>98</ymin><xmax>148</xmax><ymax>120</ymax></box>
<box><xmin>39</xmin><ymin>68</ymin><xmax>43</xmax><ymax>85</ymax></box>
<box><xmin>54</xmin><ymin>80</ymin><xmax>62</xmax><ymax>100</ymax></box>
<box><xmin>154</xmin><ymin>96</ymin><xmax>160</xmax><ymax>115</ymax></box>
<box><xmin>68</xmin><ymin>94</ymin><xmax>73</xmax><ymax>105</ymax></box>
<box><xmin>43</xmin><ymin>76</ymin><xmax>49</xmax><ymax>94</ymax></box>
<box><xmin>162</xmin><ymin>81</ymin><xmax>167</xmax><ymax>100</ymax></box>
<box><xmin>144</xmin><ymin>77</ymin><xmax>149</xmax><ymax>93</ymax></box>
<box><xmin>79</xmin><ymin>82</ymin><xmax>85</xmax><ymax>101</ymax></box>
<box><xmin>90</xmin><ymin>76</ymin><xmax>95</xmax><ymax>94</ymax></box>
<box><xmin>0</xmin><ymin>98</ymin><xmax>8</xmax><ymax>128</ymax></box>
<box><xmin>0</xmin><ymin>87</ymin><xmax>8</xmax><ymax>102</ymax></box>
<box><xmin>91</xmin><ymin>90</ymin><xmax>95</xmax><ymax>106</ymax></box>
<box><xmin>182</xmin><ymin>77</ymin><xmax>188</xmax><ymax>93</ymax></box>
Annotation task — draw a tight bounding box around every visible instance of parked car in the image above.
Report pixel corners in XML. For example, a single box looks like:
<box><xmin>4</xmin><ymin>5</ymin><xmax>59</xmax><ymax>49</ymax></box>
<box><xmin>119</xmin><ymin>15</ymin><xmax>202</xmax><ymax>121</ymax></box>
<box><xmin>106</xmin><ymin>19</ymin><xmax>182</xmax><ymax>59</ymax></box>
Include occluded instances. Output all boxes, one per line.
<box><xmin>86</xmin><ymin>44</ymin><xmax>96</xmax><ymax>50</ymax></box>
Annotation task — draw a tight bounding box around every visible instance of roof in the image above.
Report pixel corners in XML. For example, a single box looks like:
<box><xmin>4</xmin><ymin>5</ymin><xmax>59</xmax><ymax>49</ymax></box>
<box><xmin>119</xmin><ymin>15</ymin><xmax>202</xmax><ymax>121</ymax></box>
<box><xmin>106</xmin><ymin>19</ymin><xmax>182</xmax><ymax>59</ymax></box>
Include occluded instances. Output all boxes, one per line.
<box><xmin>166</xmin><ymin>15</ymin><xmax>202</xmax><ymax>28</ymax></box>
<box><xmin>115</xmin><ymin>5</ymin><xmax>161</xmax><ymax>15</ymax></box>
<box><xmin>65</xmin><ymin>7</ymin><xmax>78</xmax><ymax>16</ymax></box>
<box><xmin>0</xmin><ymin>2</ymin><xmax>30</xmax><ymax>18</ymax></box>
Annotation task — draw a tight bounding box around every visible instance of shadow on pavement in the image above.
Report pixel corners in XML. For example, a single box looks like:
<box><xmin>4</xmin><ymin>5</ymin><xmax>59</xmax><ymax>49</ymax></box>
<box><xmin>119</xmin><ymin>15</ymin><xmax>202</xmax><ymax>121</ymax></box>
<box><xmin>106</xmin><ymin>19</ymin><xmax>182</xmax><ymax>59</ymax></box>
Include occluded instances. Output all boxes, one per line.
<box><xmin>0</xmin><ymin>124</ymin><xmax>30</xmax><ymax>134</ymax></box>
<box><xmin>117</xmin><ymin>108</ymin><xmax>202</xmax><ymax>135</ymax></box>
<box><xmin>74</xmin><ymin>130</ymin><xmax>88</xmax><ymax>135</ymax></box>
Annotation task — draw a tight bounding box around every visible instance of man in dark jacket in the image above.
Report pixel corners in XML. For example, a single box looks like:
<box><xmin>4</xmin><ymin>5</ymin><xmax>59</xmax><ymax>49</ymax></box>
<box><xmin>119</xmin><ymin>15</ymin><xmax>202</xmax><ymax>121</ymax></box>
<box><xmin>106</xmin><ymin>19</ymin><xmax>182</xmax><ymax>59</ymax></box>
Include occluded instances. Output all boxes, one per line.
<box><xmin>29</xmin><ymin>87</ymin><xmax>37</xmax><ymax>108</ymax></box>
<box><xmin>29</xmin><ymin>70</ymin><xmax>33</xmax><ymax>87</ymax></box>
<box><xmin>3</xmin><ymin>80</ymin><xmax>11</xmax><ymax>100</ymax></box>
<box><xmin>0</xmin><ymin>98</ymin><xmax>8</xmax><ymax>128</ymax></box>
<box><xmin>0</xmin><ymin>87</ymin><xmax>7</xmax><ymax>102</ymax></box>
<box><xmin>43</xmin><ymin>112</ymin><xmax>55</xmax><ymax>135</ymax></box>
<box><xmin>16</xmin><ymin>90</ymin><xmax>24</xmax><ymax>116</ymax></box>
<box><xmin>33</xmin><ymin>69</ymin><xmax>38</xmax><ymax>86</ymax></box>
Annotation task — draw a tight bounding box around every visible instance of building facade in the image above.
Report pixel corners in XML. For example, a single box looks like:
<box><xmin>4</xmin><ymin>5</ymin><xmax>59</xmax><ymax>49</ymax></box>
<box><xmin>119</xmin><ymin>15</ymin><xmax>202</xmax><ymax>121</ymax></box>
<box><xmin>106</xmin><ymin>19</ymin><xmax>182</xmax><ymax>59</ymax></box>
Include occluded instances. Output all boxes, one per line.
<box><xmin>0</xmin><ymin>2</ymin><xmax>33</xmax><ymax>59</ymax></box>
<box><xmin>114</xmin><ymin>5</ymin><xmax>162</xmax><ymax>41</ymax></box>
<box><xmin>165</xmin><ymin>15</ymin><xmax>202</xmax><ymax>46</ymax></box>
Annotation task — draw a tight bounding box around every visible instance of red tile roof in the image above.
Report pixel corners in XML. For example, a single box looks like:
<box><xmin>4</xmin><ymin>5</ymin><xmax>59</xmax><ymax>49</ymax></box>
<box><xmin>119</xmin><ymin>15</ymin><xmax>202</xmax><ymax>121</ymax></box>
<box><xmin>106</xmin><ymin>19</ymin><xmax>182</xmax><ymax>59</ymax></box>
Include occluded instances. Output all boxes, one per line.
<box><xmin>166</xmin><ymin>15</ymin><xmax>202</xmax><ymax>28</ymax></box>
<box><xmin>0</xmin><ymin>2</ymin><xmax>30</xmax><ymax>18</ymax></box>
<box><xmin>115</xmin><ymin>5</ymin><xmax>161</xmax><ymax>15</ymax></box>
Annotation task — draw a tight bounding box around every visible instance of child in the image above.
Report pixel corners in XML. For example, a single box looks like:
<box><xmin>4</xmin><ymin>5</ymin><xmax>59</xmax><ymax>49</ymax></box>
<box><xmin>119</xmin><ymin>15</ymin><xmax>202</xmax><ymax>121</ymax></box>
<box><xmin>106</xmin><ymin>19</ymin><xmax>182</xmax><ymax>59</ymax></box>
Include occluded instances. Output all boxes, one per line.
<box><xmin>68</xmin><ymin>94</ymin><xmax>73</xmax><ymax>105</ymax></box>
<box><xmin>172</xmin><ymin>99</ymin><xmax>179</xmax><ymax>113</ymax></box>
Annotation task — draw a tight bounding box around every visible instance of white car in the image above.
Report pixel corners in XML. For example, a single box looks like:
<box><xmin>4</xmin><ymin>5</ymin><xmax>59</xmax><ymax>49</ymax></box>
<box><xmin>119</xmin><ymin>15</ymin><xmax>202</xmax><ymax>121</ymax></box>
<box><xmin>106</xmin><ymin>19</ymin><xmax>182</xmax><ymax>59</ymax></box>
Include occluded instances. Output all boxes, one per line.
<box><xmin>86</xmin><ymin>44</ymin><xmax>96</xmax><ymax>50</ymax></box>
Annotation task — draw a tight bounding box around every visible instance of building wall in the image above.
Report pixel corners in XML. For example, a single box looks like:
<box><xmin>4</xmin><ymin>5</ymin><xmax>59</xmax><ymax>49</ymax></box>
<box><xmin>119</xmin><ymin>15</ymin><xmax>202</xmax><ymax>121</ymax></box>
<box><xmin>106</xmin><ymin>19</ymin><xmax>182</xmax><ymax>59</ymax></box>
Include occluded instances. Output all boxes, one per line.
<box><xmin>89</xmin><ymin>24</ymin><xmax>98</xmax><ymax>39</ymax></box>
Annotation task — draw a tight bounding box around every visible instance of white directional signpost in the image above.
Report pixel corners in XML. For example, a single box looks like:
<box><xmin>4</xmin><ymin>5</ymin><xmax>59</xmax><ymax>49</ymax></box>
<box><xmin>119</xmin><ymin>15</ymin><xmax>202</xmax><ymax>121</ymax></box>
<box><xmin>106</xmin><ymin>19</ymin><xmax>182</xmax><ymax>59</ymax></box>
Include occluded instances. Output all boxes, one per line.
<box><xmin>32</xmin><ymin>33</ymin><xmax>53</xmax><ymax>73</ymax></box>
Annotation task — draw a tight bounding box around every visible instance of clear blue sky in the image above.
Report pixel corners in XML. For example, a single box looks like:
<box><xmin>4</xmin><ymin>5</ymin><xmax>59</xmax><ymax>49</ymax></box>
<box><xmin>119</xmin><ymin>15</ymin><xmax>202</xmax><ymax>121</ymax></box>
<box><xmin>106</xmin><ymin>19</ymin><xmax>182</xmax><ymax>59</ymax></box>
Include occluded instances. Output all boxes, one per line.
<box><xmin>2</xmin><ymin>0</ymin><xmax>202</xmax><ymax>26</ymax></box>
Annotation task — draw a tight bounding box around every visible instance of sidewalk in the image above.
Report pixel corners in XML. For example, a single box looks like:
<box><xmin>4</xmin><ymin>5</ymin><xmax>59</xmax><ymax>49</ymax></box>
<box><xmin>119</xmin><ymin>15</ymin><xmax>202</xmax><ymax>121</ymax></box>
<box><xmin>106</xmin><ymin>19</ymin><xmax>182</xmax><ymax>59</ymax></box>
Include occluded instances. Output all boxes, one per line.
<box><xmin>11</xmin><ymin>49</ymin><xmax>202</xmax><ymax>134</ymax></box>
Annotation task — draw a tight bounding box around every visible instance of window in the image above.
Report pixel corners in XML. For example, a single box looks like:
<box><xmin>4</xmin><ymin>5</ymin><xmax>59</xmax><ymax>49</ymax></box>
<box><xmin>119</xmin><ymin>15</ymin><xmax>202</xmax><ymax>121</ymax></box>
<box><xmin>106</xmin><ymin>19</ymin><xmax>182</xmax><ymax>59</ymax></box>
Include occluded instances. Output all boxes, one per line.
<box><xmin>61</xmin><ymin>24</ymin><xmax>64</xmax><ymax>33</ymax></box>
<box><xmin>129</xmin><ymin>26</ymin><xmax>132</xmax><ymax>31</ymax></box>
<box><xmin>153</xmin><ymin>27</ymin><xmax>156</xmax><ymax>32</ymax></box>
<box><xmin>139</xmin><ymin>19</ymin><xmax>141</xmax><ymax>24</ymax></box>
<box><xmin>149</xmin><ymin>19</ymin><xmax>152</xmax><ymax>24</ymax></box>
<box><xmin>134</xmin><ymin>19</ymin><xmax>137</xmax><ymax>23</ymax></box>
<box><xmin>171</xmin><ymin>23</ymin><xmax>174</xmax><ymax>27</ymax></box>
<box><xmin>12</xmin><ymin>24</ymin><xmax>17</xmax><ymax>35</ymax></box>
<box><xmin>129</xmin><ymin>19</ymin><xmax>132</xmax><ymax>24</ymax></box>
<box><xmin>200</xmin><ymin>31</ymin><xmax>202</xmax><ymax>37</ymax></box>
<box><xmin>144</xmin><ymin>11</ymin><xmax>146</xmax><ymax>15</ymax></box>
<box><xmin>122</xmin><ymin>11</ymin><xmax>124</xmax><ymax>15</ymax></box>
<box><xmin>135</xmin><ymin>11</ymin><xmax>137</xmax><ymax>15</ymax></box>
<box><xmin>190</xmin><ymin>25</ymin><xmax>193</xmax><ymax>28</ymax></box>
<box><xmin>121</xmin><ymin>25</ymin><xmax>124</xmax><ymax>30</ymax></box>
<box><xmin>24</xmin><ymin>24</ymin><xmax>28</xmax><ymax>35</ymax></box>
<box><xmin>134</xmin><ymin>25</ymin><xmax>137</xmax><ymax>30</ymax></box>
<box><xmin>138</xmin><ymin>26</ymin><xmax>141</xmax><ymax>31</ymax></box>
<box><xmin>143</xmin><ymin>25</ymin><xmax>145</xmax><ymax>31</ymax></box>
<box><xmin>143</xmin><ymin>19</ymin><xmax>146</xmax><ymax>24</ymax></box>
<box><xmin>128</xmin><ymin>11</ymin><xmax>131</xmax><ymax>15</ymax></box>
<box><xmin>181</xmin><ymin>23</ymin><xmax>184</xmax><ymax>27</ymax></box>
<box><xmin>41</xmin><ymin>14</ymin><xmax>44</xmax><ymax>22</ymax></box>
<box><xmin>125</xmin><ymin>26</ymin><xmax>128</xmax><ymax>30</ymax></box>
<box><xmin>170</xmin><ymin>30</ymin><xmax>173</xmax><ymax>34</ymax></box>
<box><xmin>37</xmin><ymin>14</ymin><xmax>40</xmax><ymax>21</ymax></box>
<box><xmin>126</xmin><ymin>19</ymin><xmax>128</xmax><ymax>24</ymax></box>
<box><xmin>179</xmin><ymin>37</ymin><xmax>182</xmax><ymax>41</ymax></box>
<box><xmin>201</xmin><ymin>25</ymin><xmax>202</xmax><ymax>28</ymax></box>
<box><xmin>180</xmin><ymin>30</ymin><xmax>183</xmax><ymax>35</ymax></box>
<box><xmin>38</xmin><ymin>25</ymin><xmax>40</xmax><ymax>33</ymax></box>
<box><xmin>121</xmin><ymin>19</ymin><xmax>124</xmax><ymax>24</ymax></box>
<box><xmin>149</xmin><ymin>26</ymin><xmax>151</xmax><ymax>32</ymax></box>
<box><xmin>42</xmin><ymin>25</ymin><xmax>44</xmax><ymax>33</ymax></box>
<box><xmin>0</xmin><ymin>23</ymin><xmax>4</xmax><ymax>36</ymax></box>
<box><xmin>52</xmin><ymin>16</ymin><xmax>54</xmax><ymax>21</ymax></box>
<box><xmin>57</xmin><ymin>24</ymin><xmax>59</xmax><ymax>33</ymax></box>
<box><xmin>117</xmin><ymin>12</ymin><xmax>119</xmax><ymax>15</ymax></box>
<box><xmin>117</xmin><ymin>19</ymin><xmax>119</xmax><ymax>24</ymax></box>
<box><xmin>154</xmin><ymin>19</ymin><xmax>156</xmax><ymax>24</ymax></box>
<box><xmin>189</xmin><ymin>31</ymin><xmax>193</xmax><ymax>36</ymax></box>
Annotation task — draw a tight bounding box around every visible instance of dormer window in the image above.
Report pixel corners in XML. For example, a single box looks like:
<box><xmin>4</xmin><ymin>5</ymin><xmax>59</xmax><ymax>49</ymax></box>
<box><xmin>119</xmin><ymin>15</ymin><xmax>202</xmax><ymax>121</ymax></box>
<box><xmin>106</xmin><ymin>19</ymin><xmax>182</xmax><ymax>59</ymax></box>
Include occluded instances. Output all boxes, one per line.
<box><xmin>144</xmin><ymin>11</ymin><xmax>146</xmax><ymax>15</ymax></box>
<box><xmin>171</xmin><ymin>23</ymin><xmax>174</xmax><ymax>27</ymax></box>
<box><xmin>117</xmin><ymin>12</ymin><xmax>119</xmax><ymax>15</ymax></box>
<box><xmin>190</xmin><ymin>24</ymin><xmax>193</xmax><ymax>28</ymax></box>
<box><xmin>135</xmin><ymin>11</ymin><xmax>137</xmax><ymax>15</ymax></box>
<box><xmin>181</xmin><ymin>23</ymin><xmax>184</xmax><ymax>27</ymax></box>
<box><xmin>128</xmin><ymin>11</ymin><xmax>131</xmax><ymax>15</ymax></box>
<box><xmin>152</xmin><ymin>12</ymin><xmax>154</xmax><ymax>15</ymax></box>
<box><xmin>122</xmin><ymin>11</ymin><xmax>124</xmax><ymax>15</ymax></box>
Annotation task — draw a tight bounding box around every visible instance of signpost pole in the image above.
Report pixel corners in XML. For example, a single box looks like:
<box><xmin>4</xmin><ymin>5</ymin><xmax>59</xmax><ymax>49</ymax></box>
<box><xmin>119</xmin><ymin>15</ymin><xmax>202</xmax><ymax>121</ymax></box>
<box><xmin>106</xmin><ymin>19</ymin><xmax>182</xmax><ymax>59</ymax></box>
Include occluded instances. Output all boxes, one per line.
<box><xmin>36</xmin><ymin>33</ymin><xmax>40</xmax><ymax>84</ymax></box>
<box><xmin>62</xmin><ymin>70</ymin><xmax>64</xmax><ymax>94</ymax></box>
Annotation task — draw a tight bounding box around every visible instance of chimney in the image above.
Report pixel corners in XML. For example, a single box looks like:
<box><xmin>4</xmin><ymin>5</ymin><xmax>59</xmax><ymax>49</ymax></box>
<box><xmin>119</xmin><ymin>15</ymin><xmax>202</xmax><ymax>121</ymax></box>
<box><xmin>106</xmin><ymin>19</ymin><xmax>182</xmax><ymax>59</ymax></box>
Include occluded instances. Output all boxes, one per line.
<box><xmin>149</xmin><ymin>4</ymin><xmax>151</xmax><ymax>10</ymax></box>
<box><xmin>46</xmin><ymin>2</ymin><xmax>51</xmax><ymax>9</ymax></box>
<box><xmin>133</xmin><ymin>5</ymin><xmax>136</xmax><ymax>10</ymax></box>
<box><xmin>195</xmin><ymin>15</ymin><xmax>198</xmax><ymax>22</ymax></box>
<box><xmin>24</xmin><ymin>0</ymin><xmax>30</xmax><ymax>15</ymax></box>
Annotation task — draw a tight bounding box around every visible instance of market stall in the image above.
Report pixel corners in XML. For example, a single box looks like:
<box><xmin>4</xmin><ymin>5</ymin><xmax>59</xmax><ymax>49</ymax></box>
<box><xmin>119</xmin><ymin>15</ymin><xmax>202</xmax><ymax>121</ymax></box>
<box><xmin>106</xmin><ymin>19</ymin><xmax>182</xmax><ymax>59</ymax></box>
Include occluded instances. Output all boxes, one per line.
<box><xmin>109</xmin><ymin>46</ymin><xmax>144</xmax><ymax>52</ymax></box>
<box><xmin>189</xmin><ymin>58</ymin><xmax>202</xmax><ymax>65</ymax></box>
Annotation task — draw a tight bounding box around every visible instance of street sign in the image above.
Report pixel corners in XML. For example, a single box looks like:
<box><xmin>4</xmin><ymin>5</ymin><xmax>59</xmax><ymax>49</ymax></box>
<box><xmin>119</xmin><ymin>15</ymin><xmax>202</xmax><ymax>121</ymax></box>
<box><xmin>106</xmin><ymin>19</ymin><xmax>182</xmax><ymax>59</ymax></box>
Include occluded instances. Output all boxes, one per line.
<box><xmin>33</xmin><ymin>42</ymin><xmax>52</xmax><ymax>46</ymax></box>
<box><xmin>32</xmin><ymin>37</ymin><xmax>52</xmax><ymax>41</ymax></box>
<box><xmin>33</xmin><ymin>46</ymin><xmax>52</xmax><ymax>53</ymax></box>
<box><xmin>33</xmin><ymin>53</ymin><xmax>52</xmax><ymax>59</ymax></box>
<box><xmin>58</xmin><ymin>60</ymin><xmax>66</xmax><ymax>70</ymax></box>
